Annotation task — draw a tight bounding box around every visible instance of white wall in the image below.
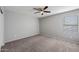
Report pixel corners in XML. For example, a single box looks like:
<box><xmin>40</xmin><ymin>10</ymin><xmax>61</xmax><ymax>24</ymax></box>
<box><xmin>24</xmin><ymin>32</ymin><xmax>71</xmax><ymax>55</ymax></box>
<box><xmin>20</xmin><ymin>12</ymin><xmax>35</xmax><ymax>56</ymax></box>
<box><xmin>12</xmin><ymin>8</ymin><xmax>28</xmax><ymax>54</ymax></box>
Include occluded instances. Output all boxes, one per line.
<box><xmin>4</xmin><ymin>11</ymin><xmax>39</xmax><ymax>43</ymax></box>
<box><xmin>39</xmin><ymin>9</ymin><xmax>79</xmax><ymax>41</ymax></box>
<box><xmin>0</xmin><ymin>12</ymin><xmax>4</xmax><ymax>48</ymax></box>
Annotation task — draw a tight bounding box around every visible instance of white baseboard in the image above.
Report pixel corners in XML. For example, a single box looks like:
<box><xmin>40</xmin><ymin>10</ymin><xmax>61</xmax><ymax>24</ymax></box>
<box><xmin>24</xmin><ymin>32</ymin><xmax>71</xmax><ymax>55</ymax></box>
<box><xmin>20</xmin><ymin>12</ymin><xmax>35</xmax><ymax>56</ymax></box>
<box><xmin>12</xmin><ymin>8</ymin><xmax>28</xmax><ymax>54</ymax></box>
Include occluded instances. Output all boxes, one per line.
<box><xmin>5</xmin><ymin>33</ymin><xmax>39</xmax><ymax>43</ymax></box>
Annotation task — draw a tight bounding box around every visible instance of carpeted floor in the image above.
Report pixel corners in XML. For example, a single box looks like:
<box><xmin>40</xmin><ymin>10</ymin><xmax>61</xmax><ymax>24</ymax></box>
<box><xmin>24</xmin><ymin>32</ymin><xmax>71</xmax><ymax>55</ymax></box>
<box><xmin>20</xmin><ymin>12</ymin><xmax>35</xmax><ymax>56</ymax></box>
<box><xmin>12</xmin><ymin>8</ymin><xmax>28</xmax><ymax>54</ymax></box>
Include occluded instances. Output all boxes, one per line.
<box><xmin>1</xmin><ymin>35</ymin><xmax>79</xmax><ymax>52</ymax></box>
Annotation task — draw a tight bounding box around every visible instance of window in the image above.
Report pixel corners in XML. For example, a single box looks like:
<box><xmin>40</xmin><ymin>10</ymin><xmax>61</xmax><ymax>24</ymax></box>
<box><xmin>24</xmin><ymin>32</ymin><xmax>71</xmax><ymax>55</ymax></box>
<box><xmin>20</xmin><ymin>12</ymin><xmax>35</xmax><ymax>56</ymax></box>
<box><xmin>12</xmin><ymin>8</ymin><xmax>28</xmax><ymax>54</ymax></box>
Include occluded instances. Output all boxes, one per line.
<box><xmin>64</xmin><ymin>16</ymin><xmax>78</xmax><ymax>38</ymax></box>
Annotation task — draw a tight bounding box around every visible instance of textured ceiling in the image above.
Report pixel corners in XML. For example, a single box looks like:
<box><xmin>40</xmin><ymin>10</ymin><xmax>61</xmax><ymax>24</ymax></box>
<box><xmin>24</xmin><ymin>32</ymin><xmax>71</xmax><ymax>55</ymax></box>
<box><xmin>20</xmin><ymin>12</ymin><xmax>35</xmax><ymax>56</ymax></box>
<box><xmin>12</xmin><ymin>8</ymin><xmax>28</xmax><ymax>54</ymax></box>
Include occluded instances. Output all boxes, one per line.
<box><xmin>4</xmin><ymin>6</ymin><xmax>79</xmax><ymax>18</ymax></box>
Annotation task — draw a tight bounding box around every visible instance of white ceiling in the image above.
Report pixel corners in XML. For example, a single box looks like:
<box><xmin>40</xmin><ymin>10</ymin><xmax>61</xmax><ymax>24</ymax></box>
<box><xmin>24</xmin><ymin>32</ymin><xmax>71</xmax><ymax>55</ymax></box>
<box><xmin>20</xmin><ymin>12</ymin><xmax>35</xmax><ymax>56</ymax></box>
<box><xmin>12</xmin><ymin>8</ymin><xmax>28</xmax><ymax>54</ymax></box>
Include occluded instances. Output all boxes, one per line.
<box><xmin>4</xmin><ymin>6</ymin><xmax>79</xmax><ymax>18</ymax></box>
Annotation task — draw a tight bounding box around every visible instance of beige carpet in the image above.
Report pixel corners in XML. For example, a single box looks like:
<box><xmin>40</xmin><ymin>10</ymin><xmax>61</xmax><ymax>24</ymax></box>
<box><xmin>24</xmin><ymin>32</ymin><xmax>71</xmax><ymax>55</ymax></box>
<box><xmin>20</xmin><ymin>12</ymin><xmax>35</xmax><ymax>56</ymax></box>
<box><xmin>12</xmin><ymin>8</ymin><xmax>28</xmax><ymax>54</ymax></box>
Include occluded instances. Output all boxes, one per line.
<box><xmin>1</xmin><ymin>35</ymin><xmax>79</xmax><ymax>52</ymax></box>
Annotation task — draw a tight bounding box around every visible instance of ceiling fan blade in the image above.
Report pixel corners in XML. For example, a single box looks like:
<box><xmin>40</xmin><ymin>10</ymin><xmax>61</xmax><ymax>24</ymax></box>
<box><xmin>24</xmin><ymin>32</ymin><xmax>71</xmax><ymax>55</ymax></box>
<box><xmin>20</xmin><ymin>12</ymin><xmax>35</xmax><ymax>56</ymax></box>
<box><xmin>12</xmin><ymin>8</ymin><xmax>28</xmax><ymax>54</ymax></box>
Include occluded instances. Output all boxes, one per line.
<box><xmin>33</xmin><ymin>8</ymin><xmax>42</xmax><ymax>11</ymax></box>
<box><xmin>44</xmin><ymin>11</ymin><xmax>51</xmax><ymax>13</ymax></box>
<box><xmin>34</xmin><ymin>12</ymin><xmax>40</xmax><ymax>14</ymax></box>
<box><xmin>43</xmin><ymin>6</ymin><xmax>48</xmax><ymax>10</ymax></box>
<box><xmin>0</xmin><ymin>8</ymin><xmax>3</xmax><ymax>14</ymax></box>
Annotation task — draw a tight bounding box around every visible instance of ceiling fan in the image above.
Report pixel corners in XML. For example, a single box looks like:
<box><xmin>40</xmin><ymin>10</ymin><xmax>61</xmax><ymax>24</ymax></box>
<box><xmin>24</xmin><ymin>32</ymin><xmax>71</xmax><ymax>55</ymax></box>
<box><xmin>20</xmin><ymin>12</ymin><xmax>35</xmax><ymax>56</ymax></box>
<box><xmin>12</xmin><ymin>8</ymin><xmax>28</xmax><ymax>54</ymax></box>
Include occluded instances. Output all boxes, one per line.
<box><xmin>33</xmin><ymin>6</ymin><xmax>51</xmax><ymax>15</ymax></box>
